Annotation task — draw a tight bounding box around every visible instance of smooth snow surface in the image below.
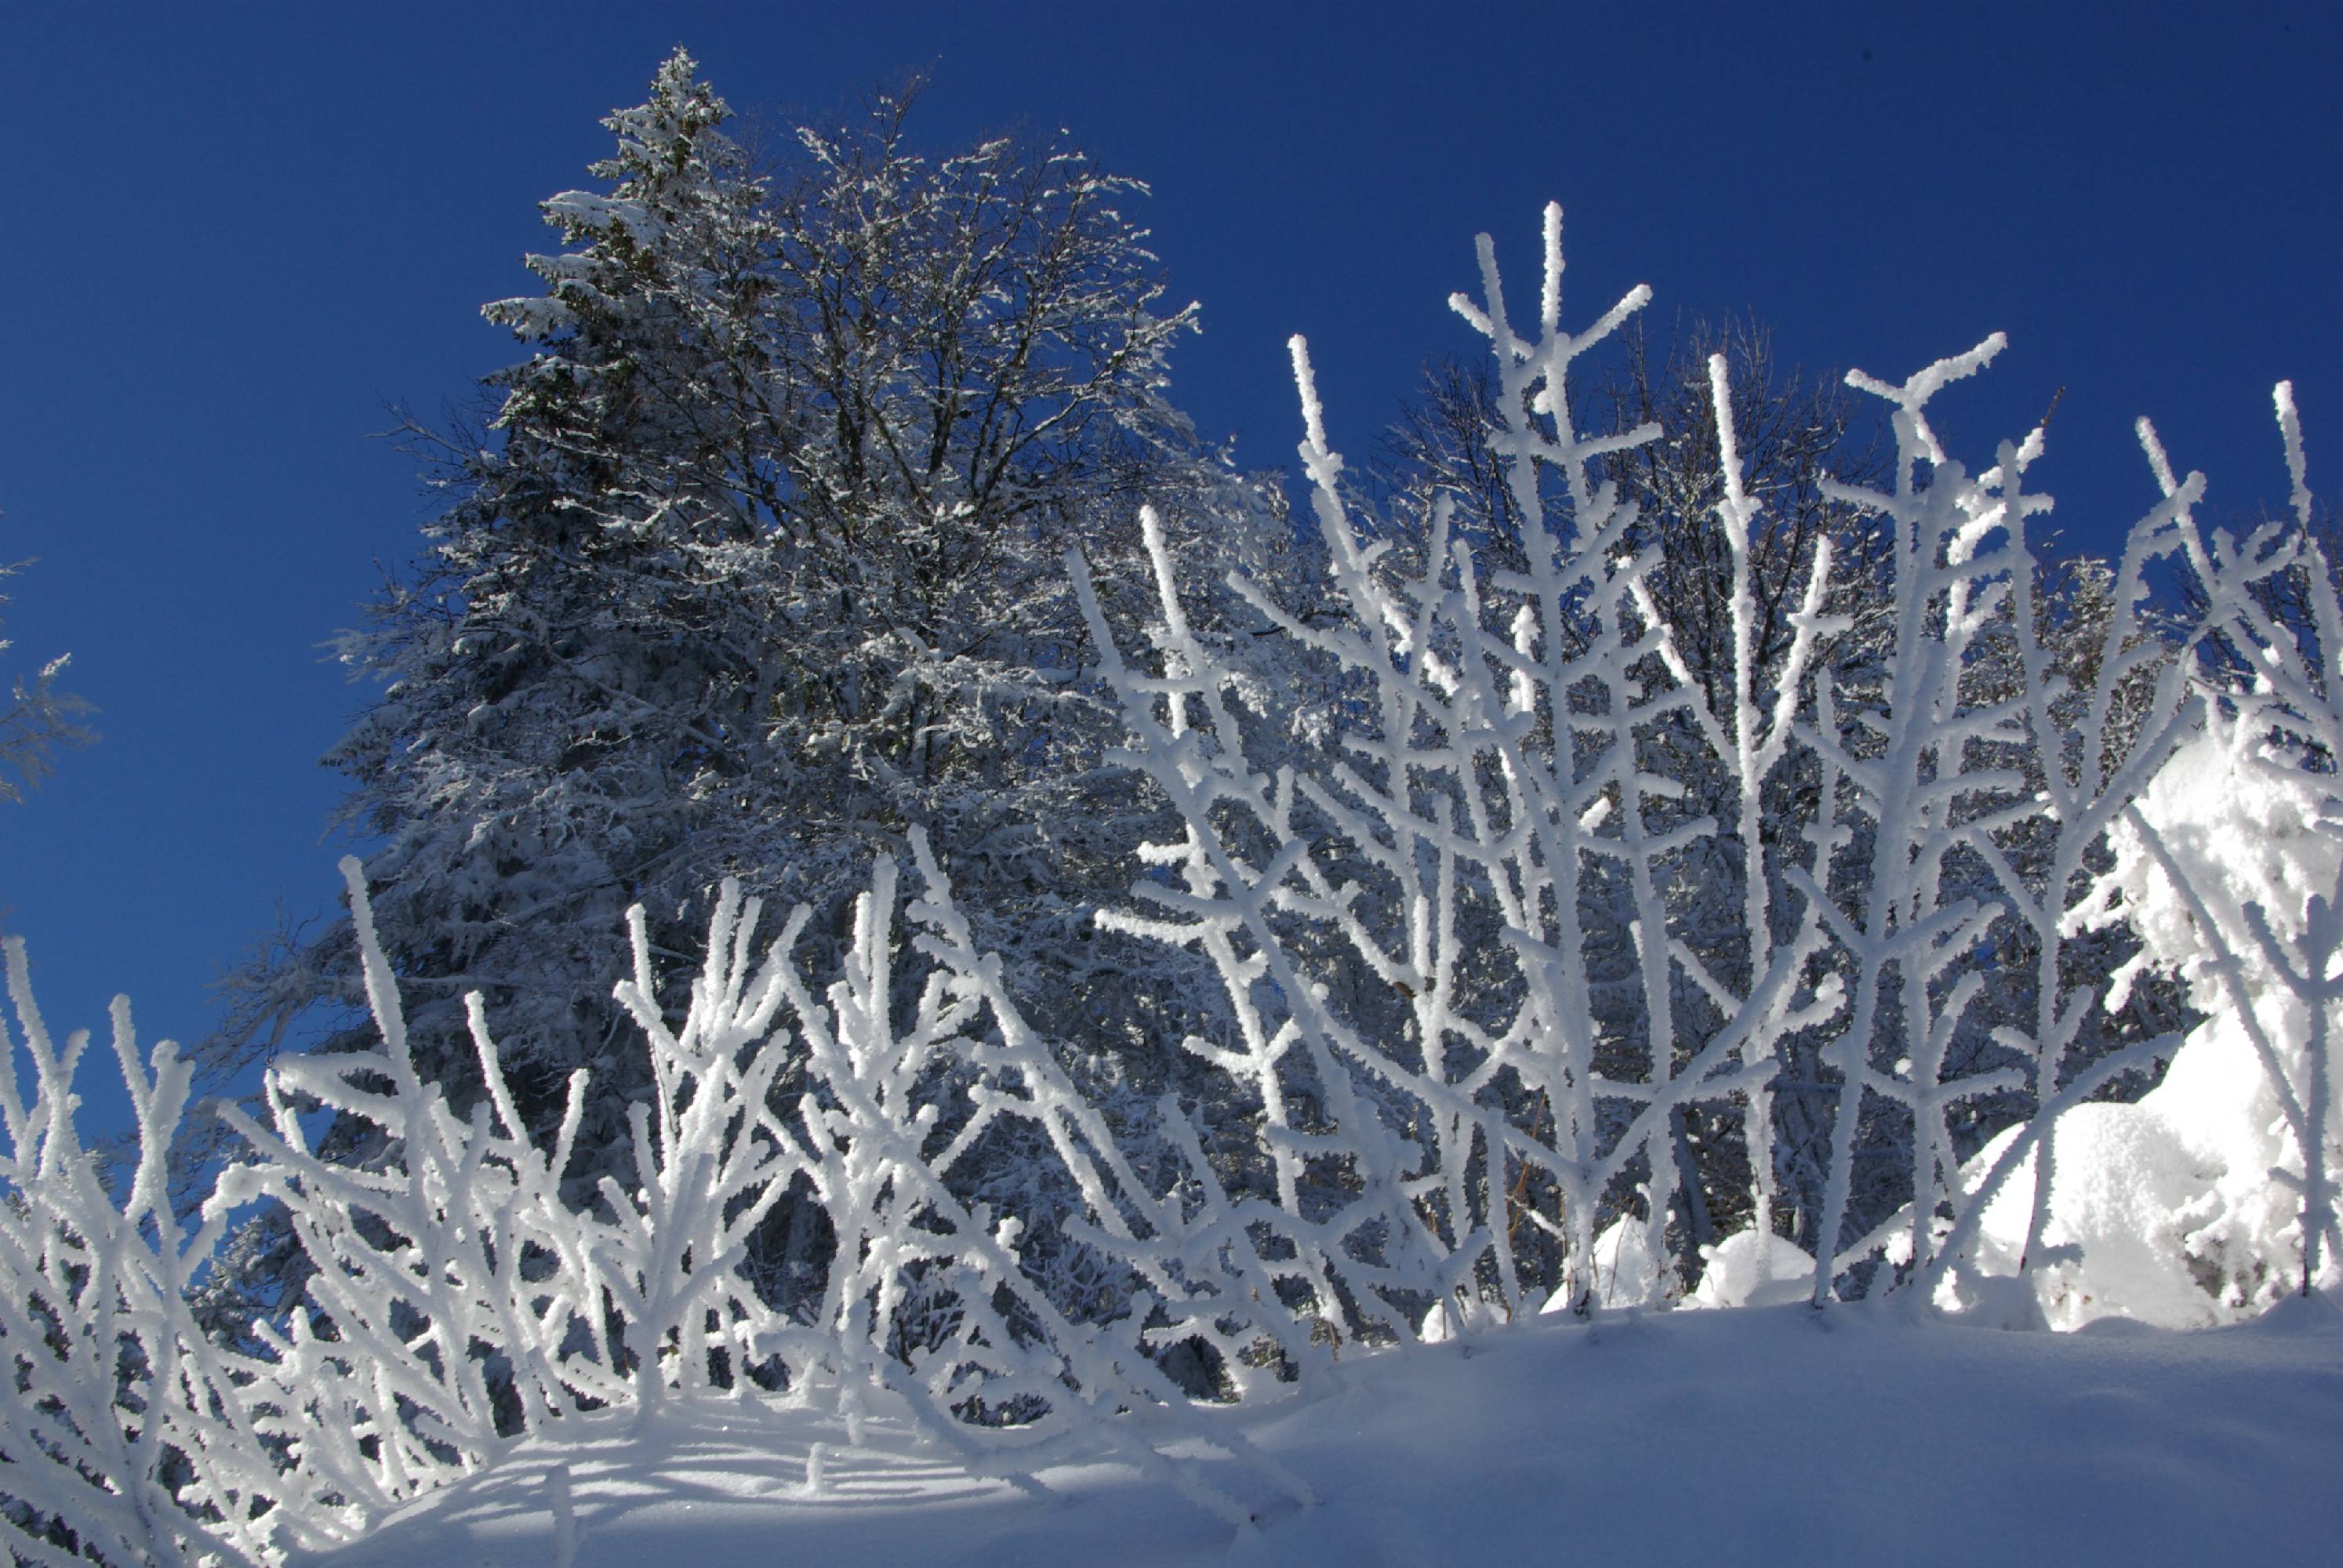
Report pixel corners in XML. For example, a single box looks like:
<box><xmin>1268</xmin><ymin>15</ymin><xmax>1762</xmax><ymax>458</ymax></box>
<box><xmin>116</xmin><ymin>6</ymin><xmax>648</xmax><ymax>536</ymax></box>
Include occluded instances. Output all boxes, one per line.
<box><xmin>294</xmin><ymin>1298</ymin><xmax>2342</xmax><ymax>1568</ymax></box>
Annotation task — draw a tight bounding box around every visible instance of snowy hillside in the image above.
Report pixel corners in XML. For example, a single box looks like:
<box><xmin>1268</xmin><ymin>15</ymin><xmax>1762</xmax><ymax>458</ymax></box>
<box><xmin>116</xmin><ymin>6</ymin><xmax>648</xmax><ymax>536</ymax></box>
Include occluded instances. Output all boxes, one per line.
<box><xmin>297</xmin><ymin>1298</ymin><xmax>2343</xmax><ymax>1567</ymax></box>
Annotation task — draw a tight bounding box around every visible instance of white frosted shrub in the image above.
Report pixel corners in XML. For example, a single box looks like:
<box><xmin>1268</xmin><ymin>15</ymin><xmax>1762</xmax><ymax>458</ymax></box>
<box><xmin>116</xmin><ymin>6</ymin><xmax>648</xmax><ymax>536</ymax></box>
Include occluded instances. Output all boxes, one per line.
<box><xmin>2</xmin><ymin>846</ymin><xmax>1308</xmax><ymax>1565</ymax></box>
<box><xmin>1074</xmin><ymin>209</ymin><xmax>1851</xmax><ymax>1333</ymax></box>
<box><xmin>1078</xmin><ymin>205</ymin><xmax>2331</xmax><ymax>1334</ymax></box>
<box><xmin>0</xmin><ymin>943</ymin><xmax>289</xmax><ymax>1567</ymax></box>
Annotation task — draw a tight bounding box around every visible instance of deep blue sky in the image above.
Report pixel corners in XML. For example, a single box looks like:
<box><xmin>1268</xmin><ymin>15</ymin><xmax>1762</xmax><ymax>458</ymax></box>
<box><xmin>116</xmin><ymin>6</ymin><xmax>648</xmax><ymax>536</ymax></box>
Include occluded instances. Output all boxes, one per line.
<box><xmin>2</xmin><ymin>4</ymin><xmax>2338</xmax><ymax>1100</ymax></box>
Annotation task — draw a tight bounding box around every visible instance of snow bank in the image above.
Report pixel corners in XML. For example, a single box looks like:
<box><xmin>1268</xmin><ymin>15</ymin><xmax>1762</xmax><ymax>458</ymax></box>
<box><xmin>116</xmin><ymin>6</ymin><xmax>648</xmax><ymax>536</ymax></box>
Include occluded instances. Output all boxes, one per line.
<box><xmin>290</xmin><ymin>1298</ymin><xmax>2343</xmax><ymax>1568</ymax></box>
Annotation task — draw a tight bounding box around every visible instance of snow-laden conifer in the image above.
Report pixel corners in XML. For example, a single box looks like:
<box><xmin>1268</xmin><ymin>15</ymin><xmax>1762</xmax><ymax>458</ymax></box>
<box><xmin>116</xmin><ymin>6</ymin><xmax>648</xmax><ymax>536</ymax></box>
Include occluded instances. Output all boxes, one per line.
<box><xmin>209</xmin><ymin>57</ymin><xmax>1259</xmax><ymax>1320</ymax></box>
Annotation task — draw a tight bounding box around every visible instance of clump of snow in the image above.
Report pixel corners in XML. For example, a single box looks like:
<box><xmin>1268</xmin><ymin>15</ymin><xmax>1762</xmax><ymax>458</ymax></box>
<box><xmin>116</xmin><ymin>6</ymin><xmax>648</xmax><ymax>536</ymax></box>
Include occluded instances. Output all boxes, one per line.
<box><xmin>1589</xmin><ymin>1214</ymin><xmax>1667</xmax><ymax>1309</ymax></box>
<box><xmin>1960</xmin><ymin>1104</ymin><xmax>2218</xmax><ymax>1328</ymax></box>
<box><xmin>1684</xmin><ymin>1229</ymin><xmax>1815</xmax><ymax>1309</ymax></box>
<box><xmin>2102</xmin><ymin>713</ymin><xmax>2343</xmax><ymax>1026</ymax></box>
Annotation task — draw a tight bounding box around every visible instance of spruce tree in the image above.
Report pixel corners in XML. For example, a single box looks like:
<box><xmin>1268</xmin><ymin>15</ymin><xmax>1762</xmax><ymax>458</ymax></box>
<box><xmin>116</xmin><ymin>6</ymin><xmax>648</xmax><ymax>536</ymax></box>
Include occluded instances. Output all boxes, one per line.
<box><xmin>213</xmin><ymin>53</ymin><xmax>1256</xmax><ymax>1214</ymax></box>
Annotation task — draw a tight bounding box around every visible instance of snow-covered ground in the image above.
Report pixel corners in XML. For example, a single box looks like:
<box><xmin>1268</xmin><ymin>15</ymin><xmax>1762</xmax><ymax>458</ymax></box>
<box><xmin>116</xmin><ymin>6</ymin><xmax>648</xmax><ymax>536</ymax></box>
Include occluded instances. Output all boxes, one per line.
<box><xmin>294</xmin><ymin>1294</ymin><xmax>2343</xmax><ymax>1568</ymax></box>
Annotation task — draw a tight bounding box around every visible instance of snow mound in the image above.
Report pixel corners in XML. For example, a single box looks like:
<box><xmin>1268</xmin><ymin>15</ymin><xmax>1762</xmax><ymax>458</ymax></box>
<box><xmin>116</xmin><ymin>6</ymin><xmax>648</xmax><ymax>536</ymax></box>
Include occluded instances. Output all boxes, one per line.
<box><xmin>1687</xmin><ymin>1229</ymin><xmax>1816</xmax><ymax>1309</ymax></box>
<box><xmin>1964</xmin><ymin>721</ymin><xmax>2343</xmax><ymax>1327</ymax></box>
<box><xmin>1964</xmin><ymin>1103</ymin><xmax>2220</xmax><ymax>1329</ymax></box>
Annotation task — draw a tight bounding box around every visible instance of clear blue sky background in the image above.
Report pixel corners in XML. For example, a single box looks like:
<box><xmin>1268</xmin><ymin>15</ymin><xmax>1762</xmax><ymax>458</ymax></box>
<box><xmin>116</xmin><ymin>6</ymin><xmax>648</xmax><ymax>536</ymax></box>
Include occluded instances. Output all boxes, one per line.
<box><xmin>2</xmin><ymin>4</ymin><xmax>2338</xmax><ymax>1112</ymax></box>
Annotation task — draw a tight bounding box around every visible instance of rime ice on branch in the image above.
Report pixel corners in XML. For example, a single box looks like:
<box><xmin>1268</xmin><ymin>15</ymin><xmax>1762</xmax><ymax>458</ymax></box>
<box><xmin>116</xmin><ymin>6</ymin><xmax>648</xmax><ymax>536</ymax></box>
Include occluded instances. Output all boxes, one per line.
<box><xmin>0</xmin><ymin>949</ymin><xmax>288</xmax><ymax>1566</ymax></box>
<box><xmin>1076</xmin><ymin>205</ymin><xmax>1843</xmax><ymax>1327</ymax></box>
<box><xmin>1078</xmin><ymin>202</ymin><xmax>2338</xmax><ymax>1329</ymax></box>
<box><xmin>4</xmin><ymin>848</ymin><xmax>1308</xmax><ymax>1567</ymax></box>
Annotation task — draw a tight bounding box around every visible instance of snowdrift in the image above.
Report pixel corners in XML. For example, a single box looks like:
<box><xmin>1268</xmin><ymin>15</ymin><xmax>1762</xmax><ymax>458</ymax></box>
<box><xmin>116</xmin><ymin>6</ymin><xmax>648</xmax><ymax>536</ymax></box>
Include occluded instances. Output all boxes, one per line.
<box><xmin>292</xmin><ymin>1298</ymin><xmax>2343</xmax><ymax>1568</ymax></box>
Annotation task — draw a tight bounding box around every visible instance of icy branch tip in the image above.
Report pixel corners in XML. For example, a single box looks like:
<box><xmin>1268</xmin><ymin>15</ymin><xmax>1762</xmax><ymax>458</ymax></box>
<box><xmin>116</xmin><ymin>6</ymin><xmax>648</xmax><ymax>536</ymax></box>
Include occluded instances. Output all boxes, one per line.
<box><xmin>1706</xmin><ymin>353</ymin><xmax>1747</xmax><ymax>503</ymax></box>
<box><xmin>2275</xmin><ymin>380</ymin><xmax>2313</xmax><ymax>528</ymax></box>
<box><xmin>337</xmin><ymin>855</ymin><xmax>371</xmax><ymax>920</ymax></box>
<box><xmin>1288</xmin><ymin>335</ymin><xmax>1328</xmax><ymax>456</ymax></box>
<box><xmin>1540</xmin><ymin>201</ymin><xmax>1564</xmax><ymax>336</ymax></box>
